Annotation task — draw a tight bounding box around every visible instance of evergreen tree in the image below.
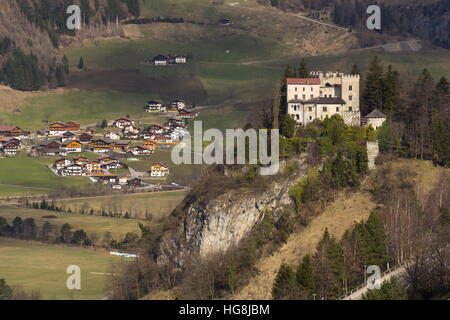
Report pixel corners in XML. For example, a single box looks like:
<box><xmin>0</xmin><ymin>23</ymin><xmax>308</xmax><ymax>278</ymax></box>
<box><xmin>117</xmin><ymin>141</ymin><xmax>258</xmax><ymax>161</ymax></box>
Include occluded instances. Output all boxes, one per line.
<box><xmin>272</xmin><ymin>263</ymin><xmax>296</xmax><ymax>300</ymax></box>
<box><xmin>296</xmin><ymin>255</ymin><xmax>315</xmax><ymax>297</ymax></box>
<box><xmin>280</xmin><ymin>116</ymin><xmax>297</xmax><ymax>138</ymax></box>
<box><xmin>362</xmin><ymin>56</ymin><xmax>384</xmax><ymax>115</ymax></box>
<box><xmin>62</xmin><ymin>55</ymin><xmax>70</xmax><ymax>74</ymax></box>
<box><xmin>297</xmin><ymin>59</ymin><xmax>309</xmax><ymax>78</ymax></box>
<box><xmin>77</xmin><ymin>56</ymin><xmax>84</xmax><ymax>70</ymax></box>
<box><xmin>351</xmin><ymin>64</ymin><xmax>361</xmax><ymax>75</ymax></box>
<box><xmin>55</xmin><ymin>66</ymin><xmax>65</xmax><ymax>87</ymax></box>
<box><xmin>436</xmin><ymin>76</ymin><xmax>449</xmax><ymax>94</ymax></box>
<box><xmin>382</xmin><ymin>65</ymin><xmax>400</xmax><ymax>117</ymax></box>
<box><xmin>362</xmin><ymin>277</ymin><xmax>407</xmax><ymax>300</ymax></box>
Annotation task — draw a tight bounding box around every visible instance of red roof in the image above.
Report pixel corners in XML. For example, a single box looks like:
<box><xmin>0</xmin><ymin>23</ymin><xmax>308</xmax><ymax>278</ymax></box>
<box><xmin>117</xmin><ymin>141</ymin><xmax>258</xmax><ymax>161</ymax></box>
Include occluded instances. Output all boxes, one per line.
<box><xmin>0</xmin><ymin>125</ymin><xmax>18</xmax><ymax>131</ymax></box>
<box><xmin>286</xmin><ymin>78</ymin><xmax>320</xmax><ymax>85</ymax></box>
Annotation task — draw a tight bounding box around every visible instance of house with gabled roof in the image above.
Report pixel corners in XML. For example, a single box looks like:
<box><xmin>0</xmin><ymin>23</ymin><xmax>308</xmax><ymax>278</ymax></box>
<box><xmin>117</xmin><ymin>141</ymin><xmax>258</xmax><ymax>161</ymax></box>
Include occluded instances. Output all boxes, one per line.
<box><xmin>62</xmin><ymin>140</ymin><xmax>82</xmax><ymax>153</ymax></box>
<box><xmin>145</xmin><ymin>100</ymin><xmax>167</xmax><ymax>113</ymax></box>
<box><xmin>128</xmin><ymin>145</ymin><xmax>153</xmax><ymax>156</ymax></box>
<box><xmin>113</xmin><ymin>117</ymin><xmax>135</xmax><ymax>129</ymax></box>
<box><xmin>48</xmin><ymin>122</ymin><xmax>68</xmax><ymax>135</ymax></box>
<box><xmin>149</xmin><ymin>163</ymin><xmax>170</xmax><ymax>177</ymax></box>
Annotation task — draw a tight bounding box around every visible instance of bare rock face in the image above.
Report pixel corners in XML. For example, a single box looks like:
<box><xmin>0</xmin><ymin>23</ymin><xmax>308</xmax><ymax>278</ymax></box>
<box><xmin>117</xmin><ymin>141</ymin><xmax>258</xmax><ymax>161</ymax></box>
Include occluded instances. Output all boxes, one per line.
<box><xmin>157</xmin><ymin>157</ymin><xmax>309</xmax><ymax>269</ymax></box>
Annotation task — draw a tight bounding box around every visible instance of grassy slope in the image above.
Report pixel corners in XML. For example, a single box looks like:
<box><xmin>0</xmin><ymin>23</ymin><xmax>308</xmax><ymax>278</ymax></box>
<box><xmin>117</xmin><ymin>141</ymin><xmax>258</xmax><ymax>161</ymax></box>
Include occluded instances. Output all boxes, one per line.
<box><xmin>0</xmin><ymin>205</ymin><xmax>140</xmax><ymax>240</ymax></box>
<box><xmin>0</xmin><ymin>238</ymin><xmax>118</xmax><ymax>299</ymax></box>
<box><xmin>55</xmin><ymin>190</ymin><xmax>187</xmax><ymax>220</ymax></box>
<box><xmin>232</xmin><ymin>160</ymin><xmax>448</xmax><ymax>299</ymax></box>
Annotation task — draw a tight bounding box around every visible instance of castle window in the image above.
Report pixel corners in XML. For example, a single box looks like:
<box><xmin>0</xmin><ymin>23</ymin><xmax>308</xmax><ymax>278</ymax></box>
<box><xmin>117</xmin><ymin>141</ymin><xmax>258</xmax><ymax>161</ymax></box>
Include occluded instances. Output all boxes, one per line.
<box><xmin>302</xmin><ymin>94</ymin><xmax>306</xmax><ymax>99</ymax></box>
<box><xmin>311</xmin><ymin>87</ymin><xmax>313</xmax><ymax>91</ymax></box>
<box><xmin>303</xmin><ymin>87</ymin><xmax>305</xmax><ymax>92</ymax></box>
<box><xmin>336</xmin><ymin>107</ymin><xmax>340</xmax><ymax>112</ymax></box>
<box><xmin>309</xmin><ymin>116</ymin><xmax>312</xmax><ymax>120</ymax></box>
<box><xmin>323</xmin><ymin>107</ymin><xmax>327</xmax><ymax>112</ymax></box>
<box><xmin>296</xmin><ymin>114</ymin><xmax>300</xmax><ymax>120</ymax></box>
<box><xmin>295</xmin><ymin>94</ymin><xmax>298</xmax><ymax>100</ymax></box>
<box><xmin>349</xmin><ymin>106</ymin><xmax>353</xmax><ymax>112</ymax></box>
<box><xmin>349</xmin><ymin>95</ymin><xmax>353</xmax><ymax>101</ymax></box>
<box><xmin>349</xmin><ymin>85</ymin><xmax>353</xmax><ymax>91</ymax></box>
<box><xmin>310</xmin><ymin>94</ymin><xmax>313</xmax><ymax>99</ymax></box>
<box><xmin>308</xmin><ymin>107</ymin><xmax>312</xmax><ymax>112</ymax></box>
<box><xmin>295</xmin><ymin>87</ymin><xmax>297</xmax><ymax>91</ymax></box>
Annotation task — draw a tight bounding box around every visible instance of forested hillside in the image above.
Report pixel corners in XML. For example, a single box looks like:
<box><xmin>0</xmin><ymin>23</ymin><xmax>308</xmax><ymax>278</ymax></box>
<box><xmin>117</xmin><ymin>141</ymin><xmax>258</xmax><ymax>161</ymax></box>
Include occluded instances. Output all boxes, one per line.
<box><xmin>0</xmin><ymin>0</ymin><xmax>140</xmax><ymax>91</ymax></box>
<box><xmin>258</xmin><ymin>0</ymin><xmax>450</xmax><ymax>49</ymax></box>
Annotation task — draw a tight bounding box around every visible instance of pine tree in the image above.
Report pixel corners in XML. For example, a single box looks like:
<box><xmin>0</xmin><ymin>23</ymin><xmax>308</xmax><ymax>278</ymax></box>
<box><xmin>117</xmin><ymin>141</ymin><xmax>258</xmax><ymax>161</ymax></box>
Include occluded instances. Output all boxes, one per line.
<box><xmin>362</xmin><ymin>56</ymin><xmax>384</xmax><ymax>115</ymax></box>
<box><xmin>351</xmin><ymin>64</ymin><xmax>361</xmax><ymax>75</ymax></box>
<box><xmin>55</xmin><ymin>66</ymin><xmax>65</xmax><ymax>87</ymax></box>
<box><xmin>436</xmin><ymin>76</ymin><xmax>449</xmax><ymax>94</ymax></box>
<box><xmin>297</xmin><ymin>59</ymin><xmax>309</xmax><ymax>78</ymax></box>
<box><xmin>382</xmin><ymin>65</ymin><xmax>400</xmax><ymax>117</ymax></box>
<box><xmin>272</xmin><ymin>263</ymin><xmax>296</xmax><ymax>300</ymax></box>
<box><xmin>296</xmin><ymin>255</ymin><xmax>315</xmax><ymax>297</ymax></box>
<box><xmin>77</xmin><ymin>56</ymin><xmax>84</xmax><ymax>70</ymax></box>
<box><xmin>62</xmin><ymin>55</ymin><xmax>70</xmax><ymax>74</ymax></box>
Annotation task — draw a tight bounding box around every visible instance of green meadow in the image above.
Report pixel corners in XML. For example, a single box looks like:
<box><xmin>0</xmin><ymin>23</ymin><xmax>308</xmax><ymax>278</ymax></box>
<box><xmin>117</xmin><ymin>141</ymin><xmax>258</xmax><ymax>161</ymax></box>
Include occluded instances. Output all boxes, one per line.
<box><xmin>0</xmin><ymin>205</ymin><xmax>140</xmax><ymax>240</ymax></box>
<box><xmin>0</xmin><ymin>238</ymin><xmax>120</xmax><ymax>299</ymax></box>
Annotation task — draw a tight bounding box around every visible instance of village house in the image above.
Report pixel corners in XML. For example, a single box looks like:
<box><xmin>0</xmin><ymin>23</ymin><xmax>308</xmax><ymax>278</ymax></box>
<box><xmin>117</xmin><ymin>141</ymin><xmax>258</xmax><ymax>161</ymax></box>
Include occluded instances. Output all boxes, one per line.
<box><xmin>0</xmin><ymin>125</ymin><xmax>29</xmax><ymax>139</ymax></box>
<box><xmin>142</xmin><ymin>139</ymin><xmax>157</xmax><ymax>150</ymax></box>
<box><xmin>166</xmin><ymin>117</ymin><xmax>186</xmax><ymax>127</ymax></box>
<box><xmin>121</xmin><ymin>131</ymin><xmax>140</xmax><ymax>140</ymax></box>
<box><xmin>153</xmin><ymin>55</ymin><xmax>168</xmax><ymax>66</ymax></box>
<box><xmin>48</xmin><ymin>122</ymin><xmax>68</xmax><ymax>135</ymax></box>
<box><xmin>127</xmin><ymin>178</ymin><xmax>143</xmax><ymax>187</ymax></box>
<box><xmin>61</xmin><ymin>132</ymin><xmax>76</xmax><ymax>143</ymax></box>
<box><xmin>113</xmin><ymin>117</ymin><xmax>135</xmax><ymax>129</ymax></box>
<box><xmin>122</xmin><ymin>124</ymin><xmax>140</xmax><ymax>135</ymax></box>
<box><xmin>88</xmin><ymin>139</ymin><xmax>113</xmax><ymax>153</ymax></box>
<box><xmin>178</xmin><ymin>108</ymin><xmax>198</xmax><ymax>119</ymax></box>
<box><xmin>286</xmin><ymin>72</ymin><xmax>361</xmax><ymax>126</ymax></box>
<box><xmin>98</xmin><ymin>157</ymin><xmax>121</xmax><ymax>170</ymax></box>
<box><xmin>59</xmin><ymin>164</ymin><xmax>85</xmax><ymax>176</ymax></box>
<box><xmin>78</xmin><ymin>133</ymin><xmax>93</xmax><ymax>143</ymax></box>
<box><xmin>174</xmin><ymin>55</ymin><xmax>187</xmax><ymax>64</ymax></box>
<box><xmin>85</xmin><ymin>128</ymin><xmax>95</xmax><ymax>135</ymax></box>
<box><xmin>2</xmin><ymin>139</ymin><xmax>21</xmax><ymax>155</ymax></box>
<box><xmin>62</xmin><ymin>140</ymin><xmax>82</xmax><ymax>153</ymax></box>
<box><xmin>363</xmin><ymin>109</ymin><xmax>387</xmax><ymax>129</ymax></box>
<box><xmin>146</xmin><ymin>124</ymin><xmax>167</xmax><ymax>135</ymax></box>
<box><xmin>113</xmin><ymin>141</ymin><xmax>129</xmax><ymax>153</ymax></box>
<box><xmin>128</xmin><ymin>145</ymin><xmax>153</xmax><ymax>156</ymax></box>
<box><xmin>155</xmin><ymin>135</ymin><xmax>173</xmax><ymax>145</ymax></box>
<box><xmin>117</xmin><ymin>176</ymin><xmax>129</xmax><ymax>185</ymax></box>
<box><xmin>73</xmin><ymin>156</ymin><xmax>88</xmax><ymax>165</ymax></box>
<box><xmin>104</xmin><ymin>131</ymin><xmax>120</xmax><ymax>140</ymax></box>
<box><xmin>53</xmin><ymin>158</ymin><xmax>71</xmax><ymax>170</ymax></box>
<box><xmin>145</xmin><ymin>100</ymin><xmax>167</xmax><ymax>113</ymax></box>
<box><xmin>149</xmin><ymin>163</ymin><xmax>170</xmax><ymax>177</ymax></box>
<box><xmin>34</xmin><ymin>139</ymin><xmax>66</xmax><ymax>156</ymax></box>
<box><xmin>85</xmin><ymin>160</ymin><xmax>101</xmax><ymax>173</ymax></box>
<box><xmin>65</xmin><ymin>121</ymin><xmax>81</xmax><ymax>132</ymax></box>
<box><xmin>172</xmin><ymin>99</ymin><xmax>186</xmax><ymax>110</ymax></box>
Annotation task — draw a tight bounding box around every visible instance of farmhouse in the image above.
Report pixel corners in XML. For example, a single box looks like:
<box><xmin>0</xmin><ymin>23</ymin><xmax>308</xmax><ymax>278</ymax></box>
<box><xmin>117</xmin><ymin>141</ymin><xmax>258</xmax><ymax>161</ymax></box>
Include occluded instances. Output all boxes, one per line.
<box><xmin>127</xmin><ymin>178</ymin><xmax>143</xmax><ymax>187</ymax></box>
<box><xmin>142</xmin><ymin>140</ymin><xmax>157</xmax><ymax>150</ymax></box>
<box><xmin>48</xmin><ymin>122</ymin><xmax>68</xmax><ymax>135</ymax></box>
<box><xmin>65</xmin><ymin>121</ymin><xmax>81</xmax><ymax>132</ymax></box>
<box><xmin>34</xmin><ymin>139</ymin><xmax>66</xmax><ymax>156</ymax></box>
<box><xmin>286</xmin><ymin>72</ymin><xmax>361</xmax><ymax>126</ymax></box>
<box><xmin>128</xmin><ymin>146</ymin><xmax>153</xmax><ymax>156</ymax></box>
<box><xmin>149</xmin><ymin>163</ymin><xmax>170</xmax><ymax>177</ymax></box>
<box><xmin>113</xmin><ymin>117</ymin><xmax>135</xmax><ymax>129</ymax></box>
<box><xmin>172</xmin><ymin>99</ymin><xmax>186</xmax><ymax>110</ymax></box>
<box><xmin>0</xmin><ymin>125</ymin><xmax>29</xmax><ymax>139</ymax></box>
<box><xmin>79</xmin><ymin>133</ymin><xmax>93</xmax><ymax>143</ymax></box>
<box><xmin>54</xmin><ymin>158</ymin><xmax>71</xmax><ymax>170</ymax></box>
<box><xmin>86</xmin><ymin>160</ymin><xmax>101</xmax><ymax>173</ymax></box>
<box><xmin>363</xmin><ymin>109</ymin><xmax>387</xmax><ymax>129</ymax></box>
<box><xmin>104</xmin><ymin>131</ymin><xmax>120</xmax><ymax>140</ymax></box>
<box><xmin>73</xmin><ymin>156</ymin><xmax>88</xmax><ymax>165</ymax></box>
<box><xmin>59</xmin><ymin>164</ymin><xmax>85</xmax><ymax>176</ymax></box>
<box><xmin>167</xmin><ymin>117</ymin><xmax>186</xmax><ymax>127</ymax></box>
<box><xmin>174</xmin><ymin>55</ymin><xmax>187</xmax><ymax>64</ymax></box>
<box><xmin>145</xmin><ymin>100</ymin><xmax>167</xmax><ymax>113</ymax></box>
<box><xmin>178</xmin><ymin>109</ymin><xmax>198</xmax><ymax>119</ymax></box>
<box><xmin>88</xmin><ymin>139</ymin><xmax>113</xmax><ymax>153</ymax></box>
<box><xmin>62</xmin><ymin>140</ymin><xmax>82</xmax><ymax>153</ymax></box>
<box><xmin>61</xmin><ymin>132</ymin><xmax>76</xmax><ymax>142</ymax></box>
<box><xmin>2</xmin><ymin>139</ymin><xmax>21</xmax><ymax>155</ymax></box>
<box><xmin>153</xmin><ymin>55</ymin><xmax>168</xmax><ymax>66</ymax></box>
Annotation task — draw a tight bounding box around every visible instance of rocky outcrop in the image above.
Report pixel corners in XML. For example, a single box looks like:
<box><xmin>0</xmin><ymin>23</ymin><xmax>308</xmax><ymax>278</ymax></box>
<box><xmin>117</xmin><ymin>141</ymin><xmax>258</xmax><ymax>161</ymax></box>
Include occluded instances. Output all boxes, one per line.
<box><xmin>157</xmin><ymin>156</ymin><xmax>310</xmax><ymax>268</ymax></box>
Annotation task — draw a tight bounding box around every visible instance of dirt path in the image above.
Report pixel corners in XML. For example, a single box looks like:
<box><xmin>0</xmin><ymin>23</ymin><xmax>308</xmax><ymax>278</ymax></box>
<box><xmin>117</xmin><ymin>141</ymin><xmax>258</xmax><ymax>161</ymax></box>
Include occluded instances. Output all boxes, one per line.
<box><xmin>231</xmin><ymin>190</ymin><xmax>376</xmax><ymax>300</ymax></box>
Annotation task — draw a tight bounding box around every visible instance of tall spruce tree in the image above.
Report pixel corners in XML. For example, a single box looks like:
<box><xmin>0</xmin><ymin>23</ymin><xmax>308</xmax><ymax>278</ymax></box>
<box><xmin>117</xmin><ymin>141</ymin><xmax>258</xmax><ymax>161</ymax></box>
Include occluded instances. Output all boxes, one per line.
<box><xmin>382</xmin><ymin>65</ymin><xmax>400</xmax><ymax>118</ymax></box>
<box><xmin>351</xmin><ymin>64</ymin><xmax>361</xmax><ymax>75</ymax></box>
<box><xmin>296</xmin><ymin>255</ymin><xmax>315</xmax><ymax>297</ymax></box>
<box><xmin>362</xmin><ymin>56</ymin><xmax>384</xmax><ymax>115</ymax></box>
<box><xmin>272</xmin><ymin>263</ymin><xmax>296</xmax><ymax>300</ymax></box>
<box><xmin>77</xmin><ymin>56</ymin><xmax>84</xmax><ymax>70</ymax></box>
<box><xmin>297</xmin><ymin>59</ymin><xmax>309</xmax><ymax>78</ymax></box>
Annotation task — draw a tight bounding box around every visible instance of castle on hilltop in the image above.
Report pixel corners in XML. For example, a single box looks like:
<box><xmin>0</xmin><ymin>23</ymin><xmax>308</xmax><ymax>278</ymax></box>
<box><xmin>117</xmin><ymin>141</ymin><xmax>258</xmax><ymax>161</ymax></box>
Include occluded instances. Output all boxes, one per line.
<box><xmin>286</xmin><ymin>71</ymin><xmax>361</xmax><ymax>126</ymax></box>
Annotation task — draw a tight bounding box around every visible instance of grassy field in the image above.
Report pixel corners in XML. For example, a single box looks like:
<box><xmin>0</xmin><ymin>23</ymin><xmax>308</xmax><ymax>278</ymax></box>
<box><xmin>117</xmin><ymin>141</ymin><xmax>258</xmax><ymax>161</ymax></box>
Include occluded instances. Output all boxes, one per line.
<box><xmin>0</xmin><ymin>205</ymin><xmax>140</xmax><ymax>240</ymax></box>
<box><xmin>0</xmin><ymin>238</ymin><xmax>122</xmax><ymax>299</ymax></box>
<box><xmin>0</xmin><ymin>153</ymin><xmax>91</xmax><ymax>197</ymax></box>
<box><xmin>54</xmin><ymin>190</ymin><xmax>187</xmax><ymax>220</ymax></box>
